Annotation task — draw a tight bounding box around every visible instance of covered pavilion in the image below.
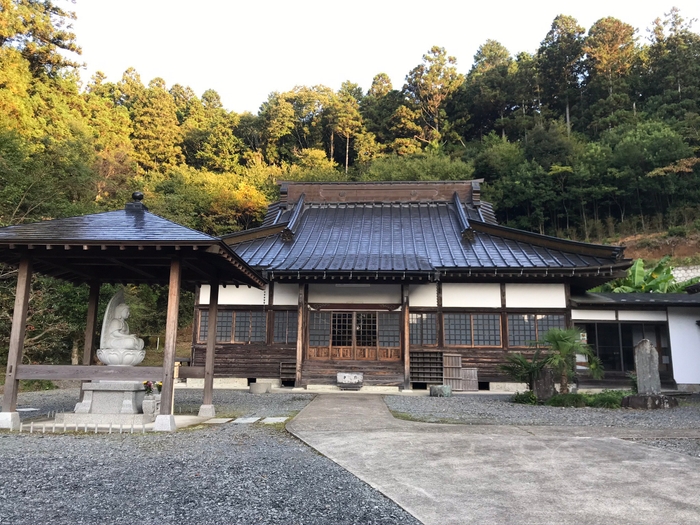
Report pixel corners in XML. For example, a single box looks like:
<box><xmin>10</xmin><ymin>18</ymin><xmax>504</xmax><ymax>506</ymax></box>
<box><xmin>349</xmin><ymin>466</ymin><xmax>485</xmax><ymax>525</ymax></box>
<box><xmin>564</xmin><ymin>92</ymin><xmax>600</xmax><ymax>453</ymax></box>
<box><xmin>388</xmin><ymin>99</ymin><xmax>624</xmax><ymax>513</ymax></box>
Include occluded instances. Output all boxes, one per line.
<box><xmin>0</xmin><ymin>193</ymin><xmax>265</xmax><ymax>430</ymax></box>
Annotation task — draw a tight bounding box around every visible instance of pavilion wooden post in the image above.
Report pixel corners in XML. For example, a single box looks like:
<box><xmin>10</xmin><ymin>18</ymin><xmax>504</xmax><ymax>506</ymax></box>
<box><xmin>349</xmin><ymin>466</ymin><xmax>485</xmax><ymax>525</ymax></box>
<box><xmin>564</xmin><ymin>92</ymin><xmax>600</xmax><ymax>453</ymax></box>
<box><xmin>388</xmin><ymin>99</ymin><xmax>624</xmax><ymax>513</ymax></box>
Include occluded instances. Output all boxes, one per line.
<box><xmin>82</xmin><ymin>281</ymin><xmax>100</xmax><ymax>366</ymax></box>
<box><xmin>154</xmin><ymin>257</ymin><xmax>181</xmax><ymax>431</ymax></box>
<box><xmin>402</xmin><ymin>284</ymin><xmax>411</xmax><ymax>391</ymax></box>
<box><xmin>79</xmin><ymin>281</ymin><xmax>100</xmax><ymax>401</ymax></box>
<box><xmin>294</xmin><ymin>284</ymin><xmax>305</xmax><ymax>387</ymax></box>
<box><xmin>198</xmin><ymin>279</ymin><xmax>219</xmax><ymax>418</ymax></box>
<box><xmin>0</xmin><ymin>256</ymin><xmax>32</xmax><ymax>429</ymax></box>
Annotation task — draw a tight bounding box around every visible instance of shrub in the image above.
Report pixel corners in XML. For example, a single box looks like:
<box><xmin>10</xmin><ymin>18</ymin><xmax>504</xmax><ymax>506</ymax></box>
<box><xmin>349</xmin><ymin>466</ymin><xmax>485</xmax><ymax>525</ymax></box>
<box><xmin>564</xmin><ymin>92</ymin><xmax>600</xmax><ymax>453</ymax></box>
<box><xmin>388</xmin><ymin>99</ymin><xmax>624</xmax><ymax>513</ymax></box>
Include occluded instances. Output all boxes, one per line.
<box><xmin>667</xmin><ymin>226</ymin><xmax>687</xmax><ymax>238</ymax></box>
<box><xmin>511</xmin><ymin>391</ymin><xmax>538</xmax><ymax>405</ymax></box>
<box><xmin>587</xmin><ymin>390</ymin><xmax>626</xmax><ymax>409</ymax></box>
<box><xmin>545</xmin><ymin>393</ymin><xmax>587</xmax><ymax>407</ymax></box>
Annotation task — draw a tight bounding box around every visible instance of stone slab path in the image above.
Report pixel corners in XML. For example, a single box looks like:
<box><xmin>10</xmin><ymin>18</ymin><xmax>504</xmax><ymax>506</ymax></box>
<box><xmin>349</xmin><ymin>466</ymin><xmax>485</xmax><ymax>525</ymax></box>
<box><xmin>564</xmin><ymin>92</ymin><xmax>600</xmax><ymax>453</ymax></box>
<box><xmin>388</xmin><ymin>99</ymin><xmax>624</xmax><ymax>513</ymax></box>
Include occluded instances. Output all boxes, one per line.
<box><xmin>287</xmin><ymin>394</ymin><xmax>700</xmax><ymax>525</ymax></box>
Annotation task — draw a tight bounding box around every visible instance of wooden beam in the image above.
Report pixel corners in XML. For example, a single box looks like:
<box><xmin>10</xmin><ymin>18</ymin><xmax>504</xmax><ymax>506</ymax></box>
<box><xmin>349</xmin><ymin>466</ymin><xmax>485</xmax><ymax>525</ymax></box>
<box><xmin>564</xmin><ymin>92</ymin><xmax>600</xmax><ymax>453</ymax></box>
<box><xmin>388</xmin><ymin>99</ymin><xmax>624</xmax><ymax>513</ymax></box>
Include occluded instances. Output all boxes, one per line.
<box><xmin>177</xmin><ymin>366</ymin><xmax>205</xmax><ymax>379</ymax></box>
<box><xmin>106</xmin><ymin>257</ymin><xmax>157</xmax><ymax>279</ymax></box>
<box><xmin>2</xmin><ymin>256</ymin><xmax>32</xmax><ymax>413</ymax></box>
<box><xmin>82</xmin><ymin>281</ymin><xmax>100</xmax><ymax>365</ymax></box>
<box><xmin>402</xmin><ymin>284</ymin><xmax>410</xmax><ymax>390</ymax></box>
<box><xmin>16</xmin><ymin>365</ymin><xmax>164</xmax><ymax>381</ymax></box>
<box><xmin>203</xmin><ymin>279</ymin><xmax>219</xmax><ymax>406</ymax></box>
<box><xmin>160</xmin><ymin>258</ymin><xmax>181</xmax><ymax>416</ymax></box>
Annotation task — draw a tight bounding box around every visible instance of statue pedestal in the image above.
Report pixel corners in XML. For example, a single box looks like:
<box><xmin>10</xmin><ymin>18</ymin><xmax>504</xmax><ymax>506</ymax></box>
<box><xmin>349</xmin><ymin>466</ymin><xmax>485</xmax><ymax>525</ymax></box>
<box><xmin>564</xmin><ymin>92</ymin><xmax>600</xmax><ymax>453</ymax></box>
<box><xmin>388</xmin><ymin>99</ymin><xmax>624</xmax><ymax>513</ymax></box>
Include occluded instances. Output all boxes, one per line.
<box><xmin>56</xmin><ymin>381</ymin><xmax>155</xmax><ymax>426</ymax></box>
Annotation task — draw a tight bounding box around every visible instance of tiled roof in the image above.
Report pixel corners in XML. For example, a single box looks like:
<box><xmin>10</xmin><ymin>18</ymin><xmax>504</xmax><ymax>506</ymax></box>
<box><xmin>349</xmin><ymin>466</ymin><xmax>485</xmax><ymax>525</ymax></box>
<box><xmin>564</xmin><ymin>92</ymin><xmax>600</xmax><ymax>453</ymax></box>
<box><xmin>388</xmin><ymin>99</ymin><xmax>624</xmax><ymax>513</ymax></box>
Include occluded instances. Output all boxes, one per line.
<box><xmin>572</xmin><ymin>292</ymin><xmax>700</xmax><ymax>306</ymax></box>
<box><xmin>232</xmin><ymin>202</ymin><xmax>623</xmax><ymax>274</ymax></box>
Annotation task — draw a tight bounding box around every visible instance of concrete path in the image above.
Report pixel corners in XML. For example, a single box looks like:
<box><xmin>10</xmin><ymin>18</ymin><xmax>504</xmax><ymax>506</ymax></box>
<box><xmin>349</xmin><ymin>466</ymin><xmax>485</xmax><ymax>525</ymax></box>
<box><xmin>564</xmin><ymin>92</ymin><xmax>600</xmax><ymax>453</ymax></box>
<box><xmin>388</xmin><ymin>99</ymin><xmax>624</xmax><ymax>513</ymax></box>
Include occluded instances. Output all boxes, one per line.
<box><xmin>287</xmin><ymin>394</ymin><xmax>700</xmax><ymax>525</ymax></box>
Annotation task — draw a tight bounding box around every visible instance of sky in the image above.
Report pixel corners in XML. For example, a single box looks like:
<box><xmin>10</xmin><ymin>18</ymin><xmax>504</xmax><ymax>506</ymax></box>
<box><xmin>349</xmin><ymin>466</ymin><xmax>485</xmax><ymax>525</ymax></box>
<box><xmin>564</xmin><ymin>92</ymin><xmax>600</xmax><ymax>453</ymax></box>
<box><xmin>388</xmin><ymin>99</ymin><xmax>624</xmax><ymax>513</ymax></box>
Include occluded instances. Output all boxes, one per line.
<box><xmin>71</xmin><ymin>0</ymin><xmax>700</xmax><ymax>114</ymax></box>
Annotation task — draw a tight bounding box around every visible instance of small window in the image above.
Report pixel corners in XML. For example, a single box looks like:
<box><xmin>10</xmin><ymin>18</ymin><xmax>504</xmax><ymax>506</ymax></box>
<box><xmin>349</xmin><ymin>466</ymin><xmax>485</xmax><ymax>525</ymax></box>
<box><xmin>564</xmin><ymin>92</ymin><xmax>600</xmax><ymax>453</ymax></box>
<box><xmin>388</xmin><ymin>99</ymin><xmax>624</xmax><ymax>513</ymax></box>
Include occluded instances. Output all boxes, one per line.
<box><xmin>234</xmin><ymin>311</ymin><xmax>266</xmax><ymax>343</ymax></box>
<box><xmin>508</xmin><ymin>314</ymin><xmax>565</xmax><ymax>347</ymax></box>
<box><xmin>273</xmin><ymin>311</ymin><xmax>298</xmax><ymax>344</ymax></box>
<box><xmin>332</xmin><ymin>312</ymin><xmax>353</xmax><ymax>346</ymax></box>
<box><xmin>378</xmin><ymin>312</ymin><xmax>400</xmax><ymax>347</ymax></box>
<box><xmin>444</xmin><ymin>313</ymin><xmax>501</xmax><ymax>347</ymax></box>
<box><xmin>309</xmin><ymin>311</ymin><xmax>331</xmax><ymax>346</ymax></box>
<box><xmin>199</xmin><ymin>310</ymin><xmax>233</xmax><ymax>342</ymax></box>
<box><xmin>409</xmin><ymin>313</ymin><xmax>437</xmax><ymax>345</ymax></box>
<box><xmin>356</xmin><ymin>312</ymin><xmax>377</xmax><ymax>347</ymax></box>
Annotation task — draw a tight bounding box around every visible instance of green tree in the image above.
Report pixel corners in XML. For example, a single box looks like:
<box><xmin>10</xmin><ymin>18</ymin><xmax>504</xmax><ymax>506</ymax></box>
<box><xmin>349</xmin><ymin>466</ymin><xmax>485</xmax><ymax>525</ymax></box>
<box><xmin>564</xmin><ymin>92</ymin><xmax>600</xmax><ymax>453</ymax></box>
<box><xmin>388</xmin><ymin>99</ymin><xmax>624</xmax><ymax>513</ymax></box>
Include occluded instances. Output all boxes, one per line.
<box><xmin>0</xmin><ymin>0</ymin><xmax>81</xmax><ymax>77</ymax></box>
<box><xmin>130</xmin><ymin>78</ymin><xmax>183</xmax><ymax>172</ymax></box>
<box><xmin>537</xmin><ymin>15</ymin><xmax>585</xmax><ymax>135</ymax></box>
<box><xmin>404</xmin><ymin>46</ymin><xmax>464</xmax><ymax>145</ymax></box>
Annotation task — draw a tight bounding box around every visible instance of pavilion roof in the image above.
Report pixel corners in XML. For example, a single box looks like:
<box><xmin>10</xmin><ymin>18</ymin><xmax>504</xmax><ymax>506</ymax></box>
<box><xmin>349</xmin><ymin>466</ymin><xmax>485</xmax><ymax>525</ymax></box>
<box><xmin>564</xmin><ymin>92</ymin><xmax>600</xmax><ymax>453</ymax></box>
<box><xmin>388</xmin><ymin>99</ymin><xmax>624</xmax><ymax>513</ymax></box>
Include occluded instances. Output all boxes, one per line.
<box><xmin>0</xmin><ymin>198</ymin><xmax>265</xmax><ymax>289</ymax></box>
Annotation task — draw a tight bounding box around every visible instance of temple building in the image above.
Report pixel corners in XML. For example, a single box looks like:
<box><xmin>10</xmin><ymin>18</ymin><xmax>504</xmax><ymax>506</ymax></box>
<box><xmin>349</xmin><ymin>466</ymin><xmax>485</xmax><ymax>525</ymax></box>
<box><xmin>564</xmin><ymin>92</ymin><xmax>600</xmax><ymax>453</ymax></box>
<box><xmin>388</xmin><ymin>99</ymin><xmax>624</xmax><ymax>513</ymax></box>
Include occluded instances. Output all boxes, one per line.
<box><xmin>187</xmin><ymin>179</ymin><xmax>700</xmax><ymax>391</ymax></box>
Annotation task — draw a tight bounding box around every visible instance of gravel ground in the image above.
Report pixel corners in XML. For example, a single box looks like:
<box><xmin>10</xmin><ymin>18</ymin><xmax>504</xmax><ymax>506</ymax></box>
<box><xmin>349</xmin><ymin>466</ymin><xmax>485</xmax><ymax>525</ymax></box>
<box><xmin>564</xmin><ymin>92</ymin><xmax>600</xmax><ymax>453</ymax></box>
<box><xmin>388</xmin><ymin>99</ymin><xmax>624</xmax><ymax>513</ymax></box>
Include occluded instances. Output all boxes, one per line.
<box><xmin>385</xmin><ymin>393</ymin><xmax>700</xmax><ymax>457</ymax></box>
<box><xmin>1</xmin><ymin>389</ymin><xmax>421</xmax><ymax>525</ymax></box>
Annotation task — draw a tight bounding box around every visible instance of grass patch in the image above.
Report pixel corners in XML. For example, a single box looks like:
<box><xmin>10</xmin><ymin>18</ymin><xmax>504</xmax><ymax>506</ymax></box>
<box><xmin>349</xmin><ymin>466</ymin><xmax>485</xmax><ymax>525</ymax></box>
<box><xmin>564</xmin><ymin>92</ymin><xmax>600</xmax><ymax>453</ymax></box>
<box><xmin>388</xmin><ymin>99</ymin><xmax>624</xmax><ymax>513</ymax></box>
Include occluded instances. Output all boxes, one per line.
<box><xmin>19</xmin><ymin>380</ymin><xmax>57</xmax><ymax>392</ymax></box>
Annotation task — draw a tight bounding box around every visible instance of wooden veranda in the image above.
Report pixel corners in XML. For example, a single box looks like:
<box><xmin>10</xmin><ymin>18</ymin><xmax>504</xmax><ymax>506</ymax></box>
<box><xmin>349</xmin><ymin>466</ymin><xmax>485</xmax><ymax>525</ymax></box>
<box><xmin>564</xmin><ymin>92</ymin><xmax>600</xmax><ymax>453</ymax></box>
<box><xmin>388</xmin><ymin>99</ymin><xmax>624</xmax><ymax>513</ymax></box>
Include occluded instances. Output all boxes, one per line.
<box><xmin>0</xmin><ymin>193</ymin><xmax>265</xmax><ymax>431</ymax></box>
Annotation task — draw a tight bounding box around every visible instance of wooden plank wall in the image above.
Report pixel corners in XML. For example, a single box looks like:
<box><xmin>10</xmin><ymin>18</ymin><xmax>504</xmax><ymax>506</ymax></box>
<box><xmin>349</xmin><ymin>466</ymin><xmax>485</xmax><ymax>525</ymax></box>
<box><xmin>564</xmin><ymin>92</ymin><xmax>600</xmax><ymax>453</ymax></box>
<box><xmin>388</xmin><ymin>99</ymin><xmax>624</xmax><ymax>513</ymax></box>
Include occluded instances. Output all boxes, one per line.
<box><xmin>192</xmin><ymin>344</ymin><xmax>296</xmax><ymax>378</ymax></box>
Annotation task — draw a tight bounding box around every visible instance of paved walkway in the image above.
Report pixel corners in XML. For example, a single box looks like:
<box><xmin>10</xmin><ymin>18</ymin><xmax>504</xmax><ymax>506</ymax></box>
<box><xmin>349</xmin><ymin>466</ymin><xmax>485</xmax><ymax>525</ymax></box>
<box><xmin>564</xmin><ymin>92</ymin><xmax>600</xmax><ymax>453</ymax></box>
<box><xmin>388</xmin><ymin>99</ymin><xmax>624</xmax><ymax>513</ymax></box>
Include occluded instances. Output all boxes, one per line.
<box><xmin>287</xmin><ymin>394</ymin><xmax>700</xmax><ymax>525</ymax></box>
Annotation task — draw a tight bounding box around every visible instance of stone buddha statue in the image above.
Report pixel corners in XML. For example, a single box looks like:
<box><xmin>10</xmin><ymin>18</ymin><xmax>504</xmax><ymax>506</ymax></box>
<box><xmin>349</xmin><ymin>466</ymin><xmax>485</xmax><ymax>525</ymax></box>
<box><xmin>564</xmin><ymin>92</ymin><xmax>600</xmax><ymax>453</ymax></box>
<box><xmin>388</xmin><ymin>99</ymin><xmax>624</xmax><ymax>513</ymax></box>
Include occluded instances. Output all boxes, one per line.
<box><xmin>97</xmin><ymin>291</ymin><xmax>146</xmax><ymax>366</ymax></box>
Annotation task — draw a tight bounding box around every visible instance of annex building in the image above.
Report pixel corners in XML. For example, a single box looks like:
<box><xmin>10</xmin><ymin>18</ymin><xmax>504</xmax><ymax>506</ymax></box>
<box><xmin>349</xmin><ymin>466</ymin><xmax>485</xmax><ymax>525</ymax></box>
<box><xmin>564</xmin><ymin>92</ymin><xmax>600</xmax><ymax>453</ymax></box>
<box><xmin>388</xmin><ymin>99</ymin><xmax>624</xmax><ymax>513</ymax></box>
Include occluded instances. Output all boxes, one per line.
<box><xmin>190</xmin><ymin>181</ymin><xmax>700</xmax><ymax>391</ymax></box>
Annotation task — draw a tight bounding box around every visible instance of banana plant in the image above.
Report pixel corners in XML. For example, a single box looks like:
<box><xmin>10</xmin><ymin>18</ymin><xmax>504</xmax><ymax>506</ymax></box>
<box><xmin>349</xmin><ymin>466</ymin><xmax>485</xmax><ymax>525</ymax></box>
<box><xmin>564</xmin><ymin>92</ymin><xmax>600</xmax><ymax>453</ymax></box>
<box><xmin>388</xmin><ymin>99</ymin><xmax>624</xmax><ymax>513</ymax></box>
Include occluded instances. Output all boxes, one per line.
<box><xmin>592</xmin><ymin>256</ymin><xmax>700</xmax><ymax>293</ymax></box>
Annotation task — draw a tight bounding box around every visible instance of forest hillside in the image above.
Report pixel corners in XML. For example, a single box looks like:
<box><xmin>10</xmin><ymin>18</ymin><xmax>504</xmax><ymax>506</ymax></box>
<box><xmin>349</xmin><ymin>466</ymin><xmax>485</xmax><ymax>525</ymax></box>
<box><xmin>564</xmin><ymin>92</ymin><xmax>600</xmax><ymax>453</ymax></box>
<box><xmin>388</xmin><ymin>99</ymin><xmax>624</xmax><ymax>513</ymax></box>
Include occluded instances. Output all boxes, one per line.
<box><xmin>1</xmin><ymin>1</ymin><xmax>699</xmax><ymax>365</ymax></box>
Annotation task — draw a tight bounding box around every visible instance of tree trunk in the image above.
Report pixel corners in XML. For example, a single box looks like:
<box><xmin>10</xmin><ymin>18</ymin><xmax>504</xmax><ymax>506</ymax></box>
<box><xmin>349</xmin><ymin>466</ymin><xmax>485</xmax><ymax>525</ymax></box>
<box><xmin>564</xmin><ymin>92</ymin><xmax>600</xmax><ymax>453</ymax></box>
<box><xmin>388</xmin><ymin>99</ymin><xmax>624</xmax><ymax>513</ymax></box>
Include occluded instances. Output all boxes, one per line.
<box><xmin>345</xmin><ymin>135</ymin><xmax>350</xmax><ymax>174</ymax></box>
<box><xmin>71</xmin><ymin>339</ymin><xmax>80</xmax><ymax>365</ymax></box>
<box><xmin>330</xmin><ymin>131</ymin><xmax>334</xmax><ymax>161</ymax></box>
<box><xmin>560</xmin><ymin>369</ymin><xmax>569</xmax><ymax>394</ymax></box>
<box><xmin>565</xmin><ymin>99</ymin><xmax>571</xmax><ymax>137</ymax></box>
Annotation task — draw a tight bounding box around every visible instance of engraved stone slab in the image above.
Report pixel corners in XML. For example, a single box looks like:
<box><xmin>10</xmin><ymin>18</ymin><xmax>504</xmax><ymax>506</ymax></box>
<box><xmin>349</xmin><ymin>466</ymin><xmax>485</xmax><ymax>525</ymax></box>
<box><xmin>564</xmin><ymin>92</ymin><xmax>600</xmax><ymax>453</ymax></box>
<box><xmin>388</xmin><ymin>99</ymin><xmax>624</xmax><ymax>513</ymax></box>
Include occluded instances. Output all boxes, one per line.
<box><xmin>635</xmin><ymin>339</ymin><xmax>661</xmax><ymax>395</ymax></box>
<box><xmin>337</xmin><ymin>372</ymin><xmax>363</xmax><ymax>384</ymax></box>
<box><xmin>233</xmin><ymin>417</ymin><xmax>260</xmax><ymax>424</ymax></box>
<box><xmin>261</xmin><ymin>417</ymin><xmax>288</xmax><ymax>424</ymax></box>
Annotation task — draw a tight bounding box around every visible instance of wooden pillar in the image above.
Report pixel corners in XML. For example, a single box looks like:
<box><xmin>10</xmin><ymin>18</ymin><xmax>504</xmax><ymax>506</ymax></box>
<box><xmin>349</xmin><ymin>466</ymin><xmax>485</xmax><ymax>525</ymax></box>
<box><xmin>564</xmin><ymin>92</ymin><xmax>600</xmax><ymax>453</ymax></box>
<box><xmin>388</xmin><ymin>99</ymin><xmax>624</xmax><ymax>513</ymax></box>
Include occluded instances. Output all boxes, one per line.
<box><xmin>294</xmin><ymin>284</ymin><xmax>305</xmax><ymax>387</ymax></box>
<box><xmin>199</xmin><ymin>279</ymin><xmax>219</xmax><ymax>417</ymax></box>
<box><xmin>1</xmin><ymin>256</ymin><xmax>32</xmax><ymax>429</ymax></box>
<box><xmin>82</xmin><ymin>281</ymin><xmax>100</xmax><ymax>365</ymax></box>
<box><xmin>155</xmin><ymin>257</ymin><xmax>181</xmax><ymax>431</ymax></box>
<box><xmin>402</xmin><ymin>284</ymin><xmax>411</xmax><ymax>390</ymax></box>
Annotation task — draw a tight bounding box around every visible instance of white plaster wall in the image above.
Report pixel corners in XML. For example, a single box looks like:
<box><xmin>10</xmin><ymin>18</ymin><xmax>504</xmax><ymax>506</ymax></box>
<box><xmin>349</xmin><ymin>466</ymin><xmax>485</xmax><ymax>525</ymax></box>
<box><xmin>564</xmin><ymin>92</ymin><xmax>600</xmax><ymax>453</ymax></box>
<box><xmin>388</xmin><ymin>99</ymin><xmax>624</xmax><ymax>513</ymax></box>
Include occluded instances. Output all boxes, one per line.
<box><xmin>273</xmin><ymin>283</ymin><xmax>299</xmax><ymax>306</ymax></box>
<box><xmin>668</xmin><ymin>307</ymin><xmax>700</xmax><ymax>385</ymax></box>
<box><xmin>442</xmin><ymin>283</ymin><xmax>501</xmax><ymax>308</ymax></box>
<box><xmin>199</xmin><ymin>284</ymin><xmax>267</xmax><ymax>305</ymax></box>
<box><xmin>571</xmin><ymin>309</ymin><xmax>616</xmax><ymax>321</ymax></box>
<box><xmin>505</xmin><ymin>284</ymin><xmax>566</xmax><ymax>308</ymax></box>
<box><xmin>308</xmin><ymin>284</ymin><xmax>401</xmax><ymax>304</ymax></box>
<box><xmin>618</xmin><ymin>310</ymin><xmax>667</xmax><ymax>322</ymax></box>
<box><xmin>409</xmin><ymin>284</ymin><xmax>437</xmax><ymax>307</ymax></box>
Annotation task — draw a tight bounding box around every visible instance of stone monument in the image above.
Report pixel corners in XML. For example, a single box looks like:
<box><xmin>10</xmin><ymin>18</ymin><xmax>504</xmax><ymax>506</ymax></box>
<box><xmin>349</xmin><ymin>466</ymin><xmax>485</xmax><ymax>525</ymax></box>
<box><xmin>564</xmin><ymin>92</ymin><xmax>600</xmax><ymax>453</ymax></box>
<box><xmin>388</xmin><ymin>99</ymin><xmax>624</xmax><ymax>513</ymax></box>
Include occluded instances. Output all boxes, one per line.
<box><xmin>622</xmin><ymin>339</ymin><xmax>678</xmax><ymax>409</ymax></box>
<box><xmin>57</xmin><ymin>290</ymin><xmax>156</xmax><ymax>426</ymax></box>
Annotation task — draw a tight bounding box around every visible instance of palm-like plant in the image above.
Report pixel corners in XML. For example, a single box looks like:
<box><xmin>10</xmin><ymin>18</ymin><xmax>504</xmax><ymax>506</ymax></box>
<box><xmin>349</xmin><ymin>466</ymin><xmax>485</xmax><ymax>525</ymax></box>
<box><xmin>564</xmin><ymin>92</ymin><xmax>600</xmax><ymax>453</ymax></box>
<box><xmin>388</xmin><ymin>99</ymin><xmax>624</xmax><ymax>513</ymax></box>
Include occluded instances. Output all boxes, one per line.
<box><xmin>499</xmin><ymin>349</ymin><xmax>550</xmax><ymax>391</ymax></box>
<box><xmin>540</xmin><ymin>328</ymin><xmax>603</xmax><ymax>394</ymax></box>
